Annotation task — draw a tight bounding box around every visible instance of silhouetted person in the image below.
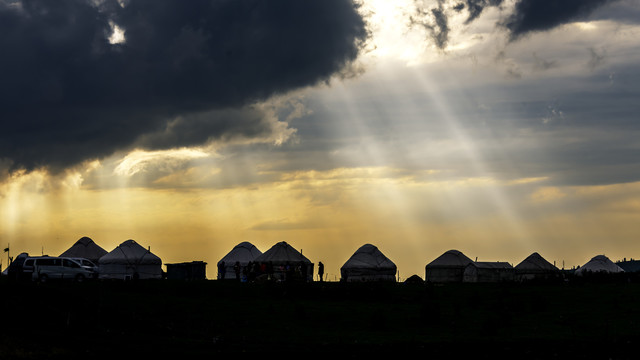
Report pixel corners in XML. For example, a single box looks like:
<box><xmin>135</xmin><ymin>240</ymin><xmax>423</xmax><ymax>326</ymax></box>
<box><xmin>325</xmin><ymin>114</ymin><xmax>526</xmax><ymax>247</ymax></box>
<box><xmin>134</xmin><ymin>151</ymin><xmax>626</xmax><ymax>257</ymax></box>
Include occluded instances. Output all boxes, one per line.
<box><xmin>234</xmin><ymin>261</ymin><xmax>241</xmax><ymax>281</ymax></box>
<box><xmin>218</xmin><ymin>261</ymin><xmax>226</xmax><ymax>280</ymax></box>
<box><xmin>300</xmin><ymin>262</ymin><xmax>307</xmax><ymax>282</ymax></box>
<box><xmin>318</xmin><ymin>261</ymin><xmax>324</xmax><ymax>282</ymax></box>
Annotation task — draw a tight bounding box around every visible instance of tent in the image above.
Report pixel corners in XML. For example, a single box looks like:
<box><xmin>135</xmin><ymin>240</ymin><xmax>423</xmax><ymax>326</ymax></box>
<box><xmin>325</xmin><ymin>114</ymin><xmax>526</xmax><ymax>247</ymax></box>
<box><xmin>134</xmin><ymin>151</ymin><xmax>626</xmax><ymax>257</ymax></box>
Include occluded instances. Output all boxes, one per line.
<box><xmin>340</xmin><ymin>244</ymin><xmax>396</xmax><ymax>282</ymax></box>
<box><xmin>575</xmin><ymin>255</ymin><xmax>624</xmax><ymax>275</ymax></box>
<box><xmin>254</xmin><ymin>241</ymin><xmax>313</xmax><ymax>282</ymax></box>
<box><xmin>99</xmin><ymin>239</ymin><xmax>162</xmax><ymax>280</ymax></box>
<box><xmin>216</xmin><ymin>242</ymin><xmax>262</xmax><ymax>280</ymax></box>
<box><xmin>59</xmin><ymin>236</ymin><xmax>108</xmax><ymax>265</ymax></box>
<box><xmin>515</xmin><ymin>252</ymin><xmax>560</xmax><ymax>281</ymax></box>
<box><xmin>463</xmin><ymin>262</ymin><xmax>514</xmax><ymax>283</ymax></box>
<box><xmin>425</xmin><ymin>250</ymin><xmax>473</xmax><ymax>283</ymax></box>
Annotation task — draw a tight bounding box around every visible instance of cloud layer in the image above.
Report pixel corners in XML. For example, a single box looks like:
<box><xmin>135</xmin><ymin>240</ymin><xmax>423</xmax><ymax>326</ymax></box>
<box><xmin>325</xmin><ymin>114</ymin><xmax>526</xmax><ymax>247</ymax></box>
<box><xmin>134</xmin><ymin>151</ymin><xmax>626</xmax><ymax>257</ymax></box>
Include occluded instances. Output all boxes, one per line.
<box><xmin>0</xmin><ymin>0</ymin><xmax>367</xmax><ymax>172</ymax></box>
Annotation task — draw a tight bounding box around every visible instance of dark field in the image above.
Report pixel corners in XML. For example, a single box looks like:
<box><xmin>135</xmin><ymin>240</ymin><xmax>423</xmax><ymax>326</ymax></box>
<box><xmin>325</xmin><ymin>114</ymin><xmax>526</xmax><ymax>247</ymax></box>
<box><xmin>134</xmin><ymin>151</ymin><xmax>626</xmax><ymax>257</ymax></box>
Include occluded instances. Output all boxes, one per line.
<box><xmin>2</xmin><ymin>277</ymin><xmax>640</xmax><ymax>358</ymax></box>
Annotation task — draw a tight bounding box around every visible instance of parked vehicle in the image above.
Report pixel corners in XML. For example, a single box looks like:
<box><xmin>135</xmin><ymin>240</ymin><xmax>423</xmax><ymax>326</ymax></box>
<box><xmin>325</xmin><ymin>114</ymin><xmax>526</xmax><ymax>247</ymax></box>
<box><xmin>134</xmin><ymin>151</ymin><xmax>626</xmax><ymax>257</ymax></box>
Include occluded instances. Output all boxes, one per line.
<box><xmin>69</xmin><ymin>258</ymin><xmax>100</xmax><ymax>277</ymax></box>
<box><xmin>29</xmin><ymin>256</ymin><xmax>95</xmax><ymax>282</ymax></box>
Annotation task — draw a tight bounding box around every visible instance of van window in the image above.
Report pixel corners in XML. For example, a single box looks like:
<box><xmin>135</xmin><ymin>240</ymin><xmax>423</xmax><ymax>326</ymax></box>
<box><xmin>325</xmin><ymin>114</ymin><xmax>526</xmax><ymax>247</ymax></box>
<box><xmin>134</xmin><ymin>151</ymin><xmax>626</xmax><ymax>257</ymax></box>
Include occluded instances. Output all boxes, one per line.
<box><xmin>37</xmin><ymin>258</ymin><xmax>59</xmax><ymax>266</ymax></box>
<box><xmin>24</xmin><ymin>259</ymin><xmax>34</xmax><ymax>267</ymax></box>
<box><xmin>63</xmin><ymin>259</ymin><xmax>80</xmax><ymax>268</ymax></box>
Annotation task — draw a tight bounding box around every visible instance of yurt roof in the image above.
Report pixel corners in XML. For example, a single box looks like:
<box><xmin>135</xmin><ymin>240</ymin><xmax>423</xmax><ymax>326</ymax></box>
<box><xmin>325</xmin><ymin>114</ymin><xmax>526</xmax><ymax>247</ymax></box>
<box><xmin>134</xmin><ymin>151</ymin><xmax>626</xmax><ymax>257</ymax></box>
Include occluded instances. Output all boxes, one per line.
<box><xmin>515</xmin><ymin>252</ymin><xmax>559</xmax><ymax>271</ymax></box>
<box><xmin>468</xmin><ymin>261</ymin><xmax>513</xmax><ymax>269</ymax></box>
<box><xmin>99</xmin><ymin>239</ymin><xmax>161</xmax><ymax>265</ymax></box>
<box><xmin>341</xmin><ymin>244</ymin><xmax>396</xmax><ymax>270</ymax></box>
<box><xmin>217</xmin><ymin>241</ymin><xmax>262</xmax><ymax>266</ymax></box>
<box><xmin>59</xmin><ymin>236</ymin><xmax>107</xmax><ymax>262</ymax></box>
<box><xmin>426</xmin><ymin>249</ymin><xmax>473</xmax><ymax>268</ymax></box>
<box><xmin>576</xmin><ymin>255</ymin><xmax>624</xmax><ymax>274</ymax></box>
<box><xmin>254</xmin><ymin>241</ymin><xmax>311</xmax><ymax>264</ymax></box>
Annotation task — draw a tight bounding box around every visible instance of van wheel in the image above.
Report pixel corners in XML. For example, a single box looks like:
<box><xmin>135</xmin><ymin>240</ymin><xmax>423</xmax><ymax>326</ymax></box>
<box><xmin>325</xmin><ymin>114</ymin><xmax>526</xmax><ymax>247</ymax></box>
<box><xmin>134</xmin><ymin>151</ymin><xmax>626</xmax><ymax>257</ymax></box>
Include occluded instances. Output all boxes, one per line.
<box><xmin>75</xmin><ymin>274</ymin><xmax>85</xmax><ymax>282</ymax></box>
<box><xmin>39</xmin><ymin>274</ymin><xmax>48</xmax><ymax>283</ymax></box>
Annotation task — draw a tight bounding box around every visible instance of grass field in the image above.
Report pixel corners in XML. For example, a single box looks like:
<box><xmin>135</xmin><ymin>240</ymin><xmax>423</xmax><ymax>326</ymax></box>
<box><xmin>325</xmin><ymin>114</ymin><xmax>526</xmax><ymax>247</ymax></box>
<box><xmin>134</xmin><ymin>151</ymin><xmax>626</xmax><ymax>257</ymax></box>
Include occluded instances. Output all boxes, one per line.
<box><xmin>2</xmin><ymin>277</ymin><xmax>640</xmax><ymax>358</ymax></box>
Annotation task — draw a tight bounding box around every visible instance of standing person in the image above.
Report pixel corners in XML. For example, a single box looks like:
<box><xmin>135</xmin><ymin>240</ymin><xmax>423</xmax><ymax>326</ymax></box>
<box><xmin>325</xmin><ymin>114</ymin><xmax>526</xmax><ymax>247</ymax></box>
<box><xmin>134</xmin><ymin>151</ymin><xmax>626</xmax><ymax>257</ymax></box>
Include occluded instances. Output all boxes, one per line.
<box><xmin>318</xmin><ymin>261</ymin><xmax>324</xmax><ymax>282</ymax></box>
<box><xmin>234</xmin><ymin>261</ymin><xmax>241</xmax><ymax>281</ymax></box>
<box><xmin>218</xmin><ymin>261</ymin><xmax>226</xmax><ymax>280</ymax></box>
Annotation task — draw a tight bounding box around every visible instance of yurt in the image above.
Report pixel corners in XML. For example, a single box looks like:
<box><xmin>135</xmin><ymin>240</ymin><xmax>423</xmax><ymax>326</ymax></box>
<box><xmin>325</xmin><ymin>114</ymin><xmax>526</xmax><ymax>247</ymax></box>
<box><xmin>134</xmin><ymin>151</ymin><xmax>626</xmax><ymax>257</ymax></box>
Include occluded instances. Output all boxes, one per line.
<box><xmin>99</xmin><ymin>240</ymin><xmax>162</xmax><ymax>280</ymax></box>
<box><xmin>253</xmin><ymin>241</ymin><xmax>313</xmax><ymax>282</ymax></box>
<box><xmin>340</xmin><ymin>244</ymin><xmax>397</xmax><ymax>282</ymax></box>
<box><xmin>515</xmin><ymin>252</ymin><xmax>560</xmax><ymax>281</ymax></box>
<box><xmin>575</xmin><ymin>255</ymin><xmax>624</xmax><ymax>275</ymax></box>
<box><xmin>59</xmin><ymin>237</ymin><xmax>108</xmax><ymax>265</ymax></box>
<box><xmin>216</xmin><ymin>242</ymin><xmax>262</xmax><ymax>280</ymax></box>
<box><xmin>463</xmin><ymin>262</ymin><xmax>515</xmax><ymax>283</ymax></box>
<box><xmin>425</xmin><ymin>250</ymin><xmax>473</xmax><ymax>283</ymax></box>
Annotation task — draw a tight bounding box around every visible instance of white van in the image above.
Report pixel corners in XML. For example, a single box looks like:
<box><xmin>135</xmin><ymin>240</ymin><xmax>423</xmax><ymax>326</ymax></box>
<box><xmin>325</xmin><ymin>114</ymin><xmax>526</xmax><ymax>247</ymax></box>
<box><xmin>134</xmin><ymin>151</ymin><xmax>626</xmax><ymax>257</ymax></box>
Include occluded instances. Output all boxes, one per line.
<box><xmin>30</xmin><ymin>257</ymin><xmax>95</xmax><ymax>282</ymax></box>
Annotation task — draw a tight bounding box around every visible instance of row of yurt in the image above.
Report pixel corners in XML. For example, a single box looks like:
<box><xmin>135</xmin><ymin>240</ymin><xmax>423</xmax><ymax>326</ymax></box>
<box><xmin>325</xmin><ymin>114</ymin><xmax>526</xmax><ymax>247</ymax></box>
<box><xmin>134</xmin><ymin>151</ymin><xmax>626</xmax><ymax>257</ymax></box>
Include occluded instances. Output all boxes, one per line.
<box><xmin>216</xmin><ymin>241</ymin><xmax>314</xmax><ymax>282</ymax></box>
<box><xmin>59</xmin><ymin>237</ymin><xmax>162</xmax><ymax>280</ymax></box>
<box><xmin>425</xmin><ymin>250</ymin><xmax>556</xmax><ymax>283</ymax></box>
<box><xmin>425</xmin><ymin>250</ymin><xmax>626</xmax><ymax>283</ymax></box>
<box><xmin>215</xmin><ymin>242</ymin><xmax>398</xmax><ymax>282</ymax></box>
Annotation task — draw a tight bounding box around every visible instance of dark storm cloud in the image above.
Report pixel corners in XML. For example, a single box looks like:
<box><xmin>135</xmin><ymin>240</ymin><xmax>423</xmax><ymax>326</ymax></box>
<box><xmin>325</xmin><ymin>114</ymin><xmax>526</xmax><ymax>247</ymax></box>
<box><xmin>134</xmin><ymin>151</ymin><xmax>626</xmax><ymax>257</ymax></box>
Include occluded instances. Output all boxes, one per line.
<box><xmin>0</xmin><ymin>0</ymin><xmax>368</xmax><ymax>172</ymax></box>
<box><xmin>501</xmin><ymin>0</ymin><xmax>618</xmax><ymax>40</ymax></box>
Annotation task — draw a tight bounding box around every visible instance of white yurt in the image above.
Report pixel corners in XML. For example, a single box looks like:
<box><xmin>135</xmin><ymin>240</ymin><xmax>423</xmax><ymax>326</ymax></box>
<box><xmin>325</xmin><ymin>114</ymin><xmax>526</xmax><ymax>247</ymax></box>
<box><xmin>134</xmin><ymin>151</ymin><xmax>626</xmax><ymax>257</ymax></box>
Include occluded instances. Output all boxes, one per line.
<box><xmin>59</xmin><ymin>236</ymin><xmax>108</xmax><ymax>265</ymax></box>
<box><xmin>425</xmin><ymin>249</ymin><xmax>473</xmax><ymax>283</ymax></box>
<box><xmin>340</xmin><ymin>244</ymin><xmax>396</xmax><ymax>282</ymax></box>
<box><xmin>515</xmin><ymin>252</ymin><xmax>560</xmax><ymax>281</ymax></box>
<box><xmin>575</xmin><ymin>255</ymin><xmax>624</xmax><ymax>275</ymax></box>
<box><xmin>99</xmin><ymin>240</ymin><xmax>162</xmax><ymax>280</ymax></box>
<box><xmin>216</xmin><ymin>242</ymin><xmax>262</xmax><ymax>279</ymax></box>
<box><xmin>254</xmin><ymin>241</ymin><xmax>313</xmax><ymax>282</ymax></box>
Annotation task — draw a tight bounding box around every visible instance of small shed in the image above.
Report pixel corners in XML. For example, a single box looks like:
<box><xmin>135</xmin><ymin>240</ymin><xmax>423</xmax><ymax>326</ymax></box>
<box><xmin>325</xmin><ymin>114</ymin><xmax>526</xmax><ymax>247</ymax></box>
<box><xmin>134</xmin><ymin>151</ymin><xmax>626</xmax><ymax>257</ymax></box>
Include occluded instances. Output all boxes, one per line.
<box><xmin>463</xmin><ymin>262</ymin><xmax>514</xmax><ymax>283</ymax></box>
<box><xmin>166</xmin><ymin>261</ymin><xmax>207</xmax><ymax>280</ymax></box>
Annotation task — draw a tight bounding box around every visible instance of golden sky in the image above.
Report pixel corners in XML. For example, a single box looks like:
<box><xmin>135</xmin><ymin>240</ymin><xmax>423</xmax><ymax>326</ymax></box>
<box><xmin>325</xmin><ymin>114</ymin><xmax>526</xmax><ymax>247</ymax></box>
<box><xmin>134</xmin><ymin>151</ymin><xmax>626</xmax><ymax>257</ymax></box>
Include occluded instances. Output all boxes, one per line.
<box><xmin>2</xmin><ymin>0</ymin><xmax>640</xmax><ymax>279</ymax></box>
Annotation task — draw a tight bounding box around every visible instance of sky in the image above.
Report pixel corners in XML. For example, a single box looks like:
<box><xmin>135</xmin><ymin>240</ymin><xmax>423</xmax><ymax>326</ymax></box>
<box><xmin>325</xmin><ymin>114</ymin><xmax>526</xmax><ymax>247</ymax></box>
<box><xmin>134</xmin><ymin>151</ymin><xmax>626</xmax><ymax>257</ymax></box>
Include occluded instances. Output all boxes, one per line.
<box><xmin>2</xmin><ymin>0</ymin><xmax>640</xmax><ymax>280</ymax></box>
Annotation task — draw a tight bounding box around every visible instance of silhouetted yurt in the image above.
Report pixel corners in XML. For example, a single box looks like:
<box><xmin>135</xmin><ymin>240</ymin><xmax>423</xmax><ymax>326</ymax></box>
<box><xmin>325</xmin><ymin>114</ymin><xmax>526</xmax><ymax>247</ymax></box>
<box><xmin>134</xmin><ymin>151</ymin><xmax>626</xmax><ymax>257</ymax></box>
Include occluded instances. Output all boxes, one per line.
<box><xmin>216</xmin><ymin>242</ymin><xmax>262</xmax><ymax>280</ymax></box>
<box><xmin>425</xmin><ymin>250</ymin><xmax>473</xmax><ymax>283</ymax></box>
<box><xmin>463</xmin><ymin>262</ymin><xmax>514</xmax><ymax>283</ymax></box>
<box><xmin>99</xmin><ymin>240</ymin><xmax>162</xmax><ymax>280</ymax></box>
<box><xmin>59</xmin><ymin>237</ymin><xmax>108</xmax><ymax>265</ymax></box>
<box><xmin>254</xmin><ymin>241</ymin><xmax>313</xmax><ymax>282</ymax></box>
<box><xmin>575</xmin><ymin>255</ymin><xmax>624</xmax><ymax>275</ymax></box>
<box><xmin>340</xmin><ymin>244</ymin><xmax>397</xmax><ymax>282</ymax></box>
<box><xmin>515</xmin><ymin>252</ymin><xmax>560</xmax><ymax>281</ymax></box>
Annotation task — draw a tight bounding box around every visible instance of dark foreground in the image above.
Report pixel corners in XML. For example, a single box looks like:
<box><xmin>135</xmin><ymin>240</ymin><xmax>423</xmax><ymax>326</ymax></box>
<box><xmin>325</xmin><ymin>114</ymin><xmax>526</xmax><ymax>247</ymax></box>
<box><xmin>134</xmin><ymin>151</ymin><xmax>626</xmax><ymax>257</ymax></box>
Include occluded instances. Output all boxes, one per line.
<box><xmin>1</xmin><ymin>277</ymin><xmax>640</xmax><ymax>359</ymax></box>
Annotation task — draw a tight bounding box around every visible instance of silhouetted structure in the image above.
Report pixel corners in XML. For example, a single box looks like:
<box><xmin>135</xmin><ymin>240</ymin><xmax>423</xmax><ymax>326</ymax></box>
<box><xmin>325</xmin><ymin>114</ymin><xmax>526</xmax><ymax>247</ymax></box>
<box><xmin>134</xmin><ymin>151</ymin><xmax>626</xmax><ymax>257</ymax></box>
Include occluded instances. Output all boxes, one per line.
<box><xmin>404</xmin><ymin>274</ymin><xmax>424</xmax><ymax>284</ymax></box>
<box><xmin>59</xmin><ymin>236</ymin><xmax>108</xmax><ymax>265</ymax></box>
<box><xmin>463</xmin><ymin>261</ymin><xmax>514</xmax><ymax>282</ymax></box>
<box><xmin>340</xmin><ymin>244</ymin><xmax>396</xmax><ymax>282</ymax></box>
<box><xmin>99</xmin><ymin>240</ymin><xmax>162</xmax><ymax>280</ymax></box>
<box><xmin>425</xmin><ymin>250</ymin><xmax>473</xmax><ymax>283</ymax></box>
<box><xmin>515</xmin><ymin>252</ymin><xmax>560</xmax><ymax>281</ymax></box>
<box><xmin>254</xmin><ymin>241</ymin><xmax>313</xmax><ymax>282</ymax></box>
<box><xmin>166</xmin><ymin>261</ymin><xmax>207</xmax><ymax>280</ymax></box>
<box><xmin>217</xmin><ymin>242</ymin><xmax>262</xmax><ymax>280</ymax></box>
<box><xmin>616</xmin><ymin>259</ymin><xmax>640</xmax><ymax>273</ymax></box>
<box><xmin>575</xmin><ymin>255</ymin><xmax>624</xmax><ymax>275</ymax></box>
